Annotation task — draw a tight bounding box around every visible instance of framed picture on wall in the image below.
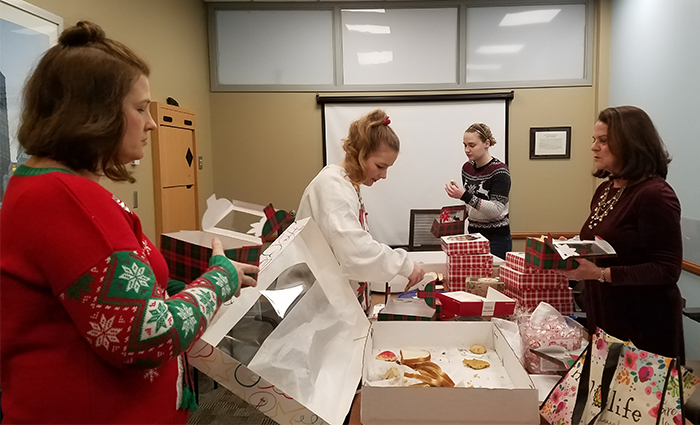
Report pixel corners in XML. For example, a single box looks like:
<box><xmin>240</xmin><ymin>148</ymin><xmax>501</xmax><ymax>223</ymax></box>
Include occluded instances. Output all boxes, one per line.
<box><xmin>529</xmin><ymin>126</ymin><xmax>571</xmax><ymax>159</ymax></box>
<box><xmin>0</xmin><ymin>0</ymin><xmax>62</xmax><ymax>205</ymax></box>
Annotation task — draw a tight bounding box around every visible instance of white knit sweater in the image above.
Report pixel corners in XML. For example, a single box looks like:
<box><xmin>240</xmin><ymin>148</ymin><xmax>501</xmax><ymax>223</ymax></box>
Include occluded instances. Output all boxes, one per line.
<box><xmin>297</xmin><ymin>164</ymin><xmax>414</xmax><ymax>285</ymax></box>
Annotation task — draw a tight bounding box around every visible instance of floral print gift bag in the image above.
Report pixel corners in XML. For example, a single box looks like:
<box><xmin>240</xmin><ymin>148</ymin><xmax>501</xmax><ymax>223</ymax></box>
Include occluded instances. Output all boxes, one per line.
<box><xmin>593</xmin><ymin>345</ymin><xmax>699</xmax><ymax>425</ymax></box>
<box><xmin>540</xmin><ymin>344</ymin><xmax>590</xmax><ymax>425</ymax></box>
<box><xmin>581</xmin><ymin>328</ymin><xmax>633</xmax><ymax>424</ymax></box>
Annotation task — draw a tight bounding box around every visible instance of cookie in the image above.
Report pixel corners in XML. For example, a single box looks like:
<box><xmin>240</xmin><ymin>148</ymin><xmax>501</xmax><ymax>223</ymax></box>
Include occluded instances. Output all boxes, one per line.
<box><xmin>463</xmin><ymin>358</ymin><xmax>490</xmax><ymax>370</ymax></box>
<box><xmin>376</xmin><ymin>350</ymin><xmax>397</xmax><ymax>362</ymax></box>
<box><xmin>470</xmin><ymin>344</ymin><xmax>487</xmax><ymax>355</ymax></box>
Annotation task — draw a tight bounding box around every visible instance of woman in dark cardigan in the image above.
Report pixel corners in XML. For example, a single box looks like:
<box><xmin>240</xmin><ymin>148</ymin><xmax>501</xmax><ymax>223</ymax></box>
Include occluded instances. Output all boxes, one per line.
<box><xmin>562</xmin><ymin>106</ymin><xmax>685</xmax><ymax>362</ymax></box>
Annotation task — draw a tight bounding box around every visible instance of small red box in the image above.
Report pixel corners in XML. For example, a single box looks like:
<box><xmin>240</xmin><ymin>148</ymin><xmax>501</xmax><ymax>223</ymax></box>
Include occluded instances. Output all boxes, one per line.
<box><xmin>505</xmin><ymin>252</ymin><xmax>561</xmax><ymax>275</ymax></box>
<box><xmin>499</xmin><ymin>265</ymin><xmax>568</xmax><ymax>290</ymax></box>
<box><xmin>447</xmin><ymin>253</ymin><xmax>493</xmax><ymax>269</ymax></box>
<box><xmin>441</xmin><ymin>233</ymin><xmax>490</xmax><ymax>256</ymax></box>
<box><xmin>446</xmin><ymin>266</ymin><xmax>493</xmax><ymax>291</ymax></box>
<box><xmin>503</xmin><ymin>283</ymin><xmax>574</xmax><ymax>315</ymax></box>
<box><xmin>430</xmin><ymin>205</ymin><xmax>467</xmax><ymax>238</ymax></box>
<box><xmin>437</xmin><ymin>288</ymin><xmax>515</xmax><ymax>317</ymax></box>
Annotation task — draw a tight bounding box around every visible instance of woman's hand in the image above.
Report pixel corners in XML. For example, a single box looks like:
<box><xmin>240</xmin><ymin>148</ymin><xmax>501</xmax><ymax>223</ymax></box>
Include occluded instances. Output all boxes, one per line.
<box><xmin>212</xmin><ymin>237</ymin><xmax>259</xmax><ymax>297</ymax></box>
<box><xmin>445</xmin><ymin>182</ymin><xmax>466</xmax><ymax>200</ymax></box>
<box><xmin>559</xmin><ymin>258</ymin><xmax>601</xmax><ymax>282</ymax></box>
<box><xmin>404</xmin><ymin>262</ymin><xmax>426</xmax><ymax>292</ymax></box>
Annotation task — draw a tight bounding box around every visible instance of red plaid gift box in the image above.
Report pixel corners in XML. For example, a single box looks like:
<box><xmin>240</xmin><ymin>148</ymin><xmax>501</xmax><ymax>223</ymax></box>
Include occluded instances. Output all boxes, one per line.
<box><xmin>441</xmin><ymin>233</ymin><xmax>490</xmax><ymax>256</ymax></box>
<box><xmin>446</xmin><ymin>265</ymin><xmax>493</xmax><ymax>291</ymax></box>
<box><xmin>499</xmin><ymin>265</ymin><xmax>568</xmax><ymax>290</ymax></box>
<box><xmin>505</xmin><ymin>252</ymin><xmax>561</xmax><ymax>275</ymax></box>
<box><xmin>524</xmin><ymin>237</ymin><xmax>578</xmax><ymax>270</ymax></box>
<box><xmin>161</xmin><ymin>234</ymin><xmax>260</xmax><ymax>284</ymax></box>
<box><xmin>430</xmin><ymin>205</ymin><xmax>467</xmax><ymax>238</ymax></box>
<box><xmin>503</xmin><ymin>283</ymin><xmax>574</xmax><ymax>315</ymax></box>
<box><xmin>447</xmin><ymin>253</ymin><xmax>493</xmax><ymax>269</ymax></box>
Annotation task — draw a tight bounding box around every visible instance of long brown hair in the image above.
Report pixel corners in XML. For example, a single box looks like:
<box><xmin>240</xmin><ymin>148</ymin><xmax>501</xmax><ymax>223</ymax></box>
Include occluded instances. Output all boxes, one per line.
<box><xmin>18</xmin><ymin>21</ymin><xmax>150</xmax><ymax>183</ymax></box>
<box><xmin>342</xmin><ymin>109</ymin><xmax>399</xmax><ymax>187</ymax></box>
<box><xmin>594</xmin><ymin>106</ymin><xmax>671</xmax><ymax>180</ymax></box>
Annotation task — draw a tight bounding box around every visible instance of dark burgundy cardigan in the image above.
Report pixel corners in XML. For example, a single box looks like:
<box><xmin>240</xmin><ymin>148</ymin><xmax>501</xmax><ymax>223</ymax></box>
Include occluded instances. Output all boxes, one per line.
<box><xmin>580</xmin><ymin>175</ymin><xmax>685</xmax><ymax>362</ymax></box>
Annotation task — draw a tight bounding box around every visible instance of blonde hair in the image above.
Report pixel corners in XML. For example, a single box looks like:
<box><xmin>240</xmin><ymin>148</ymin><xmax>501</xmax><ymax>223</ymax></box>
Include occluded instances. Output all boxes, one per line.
<box><xmin>342</xmin><ymin>109</ymin><xmax>399</xmax><ymax>187</ymax></box>
<box><xmin>465</xmin><ymin>123</ymin><xmax>496</xmax><ymax>146</ymax></box>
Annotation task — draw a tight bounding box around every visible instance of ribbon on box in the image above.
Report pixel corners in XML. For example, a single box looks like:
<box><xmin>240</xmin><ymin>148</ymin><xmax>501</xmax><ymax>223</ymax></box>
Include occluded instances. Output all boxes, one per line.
<box><xmin>261</xmin><ymin>204</ymin><xmax>294</xmax><ymax>242</ymax></box>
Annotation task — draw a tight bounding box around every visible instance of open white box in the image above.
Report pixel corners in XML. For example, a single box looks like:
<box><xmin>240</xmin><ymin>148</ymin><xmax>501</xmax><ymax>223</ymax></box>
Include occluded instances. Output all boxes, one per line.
<box><xmin>166</xmin><ymin>194</ymin><xmax>264</xmax><ymax>248</ymax></box>
<box><xmin>187</xmin><ymin>217</ymin><xmax>369</xmax><ymax>425</ymax></box>
<box><xmin>361</xmin><ymin>321</ymin><xmax>539</xmax><ymax>425</ymax></box>
<box><xmin>160</xmin><ymin>195</ymin><xmax>265</xmax><ymax>284</ymax></box>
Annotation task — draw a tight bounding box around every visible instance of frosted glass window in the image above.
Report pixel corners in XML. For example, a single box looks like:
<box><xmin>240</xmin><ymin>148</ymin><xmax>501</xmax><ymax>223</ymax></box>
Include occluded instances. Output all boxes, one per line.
<box><xmin>215</xmin><ymin>10</ymin><xmax>334</xmax><ymax>86</ymax></box>
<box><xmin>341</xmin><ymin>8</ymin><xmax>458</xmax><ymax>85</ymax></box>
<box><xmin>466</xmin><ymin>4</ymin><xmax>586</xmax><ymax>83</ymax></box>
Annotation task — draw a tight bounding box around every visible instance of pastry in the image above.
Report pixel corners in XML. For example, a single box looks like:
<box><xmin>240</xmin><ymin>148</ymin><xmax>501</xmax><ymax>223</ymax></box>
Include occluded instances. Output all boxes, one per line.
<box><xmin>463</xmin><ymin>358</ymin><xmax>490</xmax><ymax>370</ymax></box>
<box><xmin>384</xmin><ymin>366</ymin><xmax>400</xmax><ymax>379</ymax></box>
<box><xmin>469</xmin><ymin>344</ymin><xmax>487</xmax><ymax>355</ymax></box>
<box><xmin>376</xmin><ymin>350</ymin><xmax>397</xmax><ymax>362</ymax></box>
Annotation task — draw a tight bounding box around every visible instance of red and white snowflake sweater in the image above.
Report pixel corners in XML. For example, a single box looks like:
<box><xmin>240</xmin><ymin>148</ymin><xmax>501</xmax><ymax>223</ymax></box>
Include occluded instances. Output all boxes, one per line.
<box><xmin>0</xmin><ymin>166</ymin><xmax>238</xmax><ymax>424</ymax></box>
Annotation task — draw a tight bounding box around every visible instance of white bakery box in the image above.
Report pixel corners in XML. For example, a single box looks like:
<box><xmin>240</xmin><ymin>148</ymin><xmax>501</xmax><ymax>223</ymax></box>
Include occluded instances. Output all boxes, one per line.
<box><xmin>186</xmin><ymin>218</ymin><xmax>538</xmax><ymax>425</ymax></box>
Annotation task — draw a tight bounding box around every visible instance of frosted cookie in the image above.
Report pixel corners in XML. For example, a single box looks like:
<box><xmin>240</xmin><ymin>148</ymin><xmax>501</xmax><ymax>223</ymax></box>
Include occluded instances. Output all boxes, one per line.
<box><xmin>469</xmin><ymin>344</ymin><xmax>487</xmax><ymax>355</ymax></box>
<box><xmin>376</xmin><ymin>350</ymin><xmax>397</xmax><ymax>362</ymax></box>
<box><xmin>463</xmin><ymin>358</ymin><xmax>490</xmax><ymax>370</ymax></box>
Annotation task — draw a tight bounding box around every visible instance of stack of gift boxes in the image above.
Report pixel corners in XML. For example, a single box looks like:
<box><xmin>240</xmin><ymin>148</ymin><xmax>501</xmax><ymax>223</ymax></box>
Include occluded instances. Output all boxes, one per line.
<box><xmin>500</xmin><ymin>252</ymin><xmax>574</xmax><ymax>315</ymax></box>
<box><xmin>440</xmin><ymin>233</ymin><xmax>494</xmax><ymax>291</ymax></box>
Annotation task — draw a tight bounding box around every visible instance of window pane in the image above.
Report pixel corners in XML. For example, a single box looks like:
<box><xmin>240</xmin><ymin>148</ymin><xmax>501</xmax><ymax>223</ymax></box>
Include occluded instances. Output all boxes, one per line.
<box><xmin>215</xmin><ymin>9</ymin><xmax>334</xmax><ymax>85</ymax></box>
<box><xmin>466</xmin><ymin>4</ymin><xmax>586</xmax><ymax>83</ymax></box>
<box><xmin>341</xmin><ymin>8</ymin><xmax>458</xmax><ymax>85</ymax></box>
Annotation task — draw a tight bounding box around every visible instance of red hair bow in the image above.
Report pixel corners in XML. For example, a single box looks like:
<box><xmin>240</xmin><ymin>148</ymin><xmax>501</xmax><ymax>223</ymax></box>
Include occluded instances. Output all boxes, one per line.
<box><xmin>384</xmin><ymin>116</ymin><xmax>391</xmax><ymax>125</ymax></box>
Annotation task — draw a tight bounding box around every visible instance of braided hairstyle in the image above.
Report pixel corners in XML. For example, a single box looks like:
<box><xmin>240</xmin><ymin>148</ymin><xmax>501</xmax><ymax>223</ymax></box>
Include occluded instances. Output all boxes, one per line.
<box><xmin>18</xmin><ymin>21</ymin><xmax>150</xmax><ymax>183</ymax></box>
<box><xmin>465</xmin><ymin>123</ymin><xmax>496</xmax><ymax>147</ymax></box>
<box><xmin>342</xmin><ymin>109</ymin><xmax>399</xmax><ymax>188</ymax></box>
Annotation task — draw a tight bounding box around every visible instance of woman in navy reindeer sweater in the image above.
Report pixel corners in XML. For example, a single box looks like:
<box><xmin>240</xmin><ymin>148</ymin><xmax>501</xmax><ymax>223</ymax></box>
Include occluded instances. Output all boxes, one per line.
<box><xmin>445</xmin><ymin>123</ymin><xmax>512</xmax><ymax>259</ymax></box>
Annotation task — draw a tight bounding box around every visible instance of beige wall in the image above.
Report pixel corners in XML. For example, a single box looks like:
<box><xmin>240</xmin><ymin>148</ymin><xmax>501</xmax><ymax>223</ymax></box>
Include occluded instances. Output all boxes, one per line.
<box><xmin>209</xmin><ymin>5</ymin><xmax>612</xmax><ymax>249</ymax></box>
<box><xmin>26</xmin><ymin>0</ymin><xmax>214</xmax><ymax>242</ymax></box>
<box><xmin>24</xmin><ymin>0</ymin><xmax>611</xmax><ymax>247</ymax></box>
<box><xmin>209</xmin><ymin>0</ymin><xmax>613</xmax><ymax>240</ymax></box>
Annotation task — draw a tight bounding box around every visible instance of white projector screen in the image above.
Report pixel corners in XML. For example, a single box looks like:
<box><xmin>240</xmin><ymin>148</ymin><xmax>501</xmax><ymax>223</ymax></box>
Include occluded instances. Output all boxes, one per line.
<box><xmin>319</xmin><ymin>93</ymin><xmax>512</xmax><ymax>247</ymax></box>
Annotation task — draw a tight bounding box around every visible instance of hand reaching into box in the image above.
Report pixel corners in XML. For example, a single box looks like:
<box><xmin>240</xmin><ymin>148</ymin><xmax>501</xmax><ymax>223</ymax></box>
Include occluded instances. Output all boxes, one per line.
<box><xmin>212</xmin><ymin>237</ymin><xmax>258</xmax><ymax>297</ymax></box>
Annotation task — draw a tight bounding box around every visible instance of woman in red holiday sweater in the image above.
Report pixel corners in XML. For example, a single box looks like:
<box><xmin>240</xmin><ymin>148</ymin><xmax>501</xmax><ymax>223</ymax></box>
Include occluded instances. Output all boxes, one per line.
<box><xmin>0</xmin><ymin>21</ymin><xmax>258</xmax><ymax>424</ymax></box>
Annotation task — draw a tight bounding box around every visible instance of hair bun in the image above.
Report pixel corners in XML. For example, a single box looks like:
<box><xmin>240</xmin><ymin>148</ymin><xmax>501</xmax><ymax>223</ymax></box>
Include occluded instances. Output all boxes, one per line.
<box><xmin>59</xmin><ymin>21</ymin><xmax>105</xmax><ymax>47</ymax></box>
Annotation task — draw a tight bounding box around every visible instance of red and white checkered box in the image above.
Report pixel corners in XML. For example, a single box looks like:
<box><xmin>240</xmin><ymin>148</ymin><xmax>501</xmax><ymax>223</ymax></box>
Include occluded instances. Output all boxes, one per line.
<box><xmin>447</xmin><ymin>253</ymin><xmax>493</xmax><ymax>269</ymax></box>
<box><xmin>505</xmin><ymin>252</ymin><xmax>563</xmax><ymax>275</ymax></box>
<box><xmin>446</xmin><ymin>265</ymin><xmax>493</xmax><ymax>291</ymax></box>
<box><xmin>499</xmin><ymin>265</ymin><xmax>569</xmax><ymax>290</ymax></box>
<box><xmin>503</xmin><ymin>283</ymin><xmax>574</xmax><ymax>315</ymax></box>
<box><xmin>441</xmin><ymin>233</ymin><xmax>490</xmax><ymax>256</ymax></box>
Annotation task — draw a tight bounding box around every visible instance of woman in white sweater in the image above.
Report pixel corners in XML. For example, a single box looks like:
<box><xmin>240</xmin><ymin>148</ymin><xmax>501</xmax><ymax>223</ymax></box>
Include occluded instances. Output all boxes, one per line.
<box><xmin>297</xmin><ymin>109</ymin><xmax>425</xmax><ymax>313</ymax></box>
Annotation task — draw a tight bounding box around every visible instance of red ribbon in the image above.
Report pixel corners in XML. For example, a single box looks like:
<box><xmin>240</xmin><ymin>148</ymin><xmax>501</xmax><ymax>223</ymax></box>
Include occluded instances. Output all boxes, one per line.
<box><xmin>384</xmin><ymin>116</ymin><xmax>391</xmax><ymax>125</ymax></box>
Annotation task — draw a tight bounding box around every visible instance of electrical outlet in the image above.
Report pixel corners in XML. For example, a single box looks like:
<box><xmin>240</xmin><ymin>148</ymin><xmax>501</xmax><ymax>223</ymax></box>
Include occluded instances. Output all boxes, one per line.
<box><xmin>198</xmin><ymin>156</ymin><xmax>203</xmax><ymax>170</ymax></box>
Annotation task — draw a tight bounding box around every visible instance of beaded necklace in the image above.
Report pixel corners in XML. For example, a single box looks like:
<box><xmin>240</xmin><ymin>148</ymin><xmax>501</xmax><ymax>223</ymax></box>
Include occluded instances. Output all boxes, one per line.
<box><xmin>587</xmin><ymin>182</ymin><xmax>626</xmax><ymax>229</ymax></box>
